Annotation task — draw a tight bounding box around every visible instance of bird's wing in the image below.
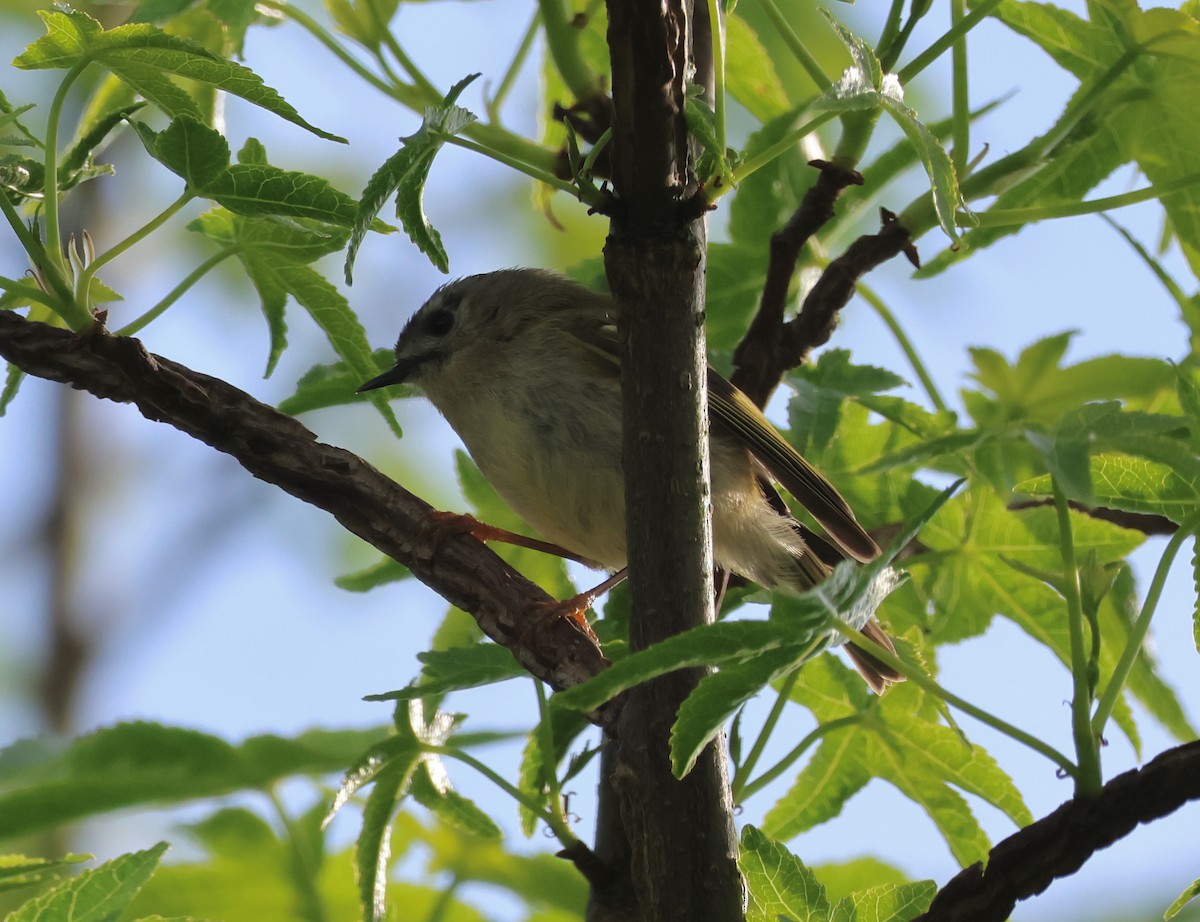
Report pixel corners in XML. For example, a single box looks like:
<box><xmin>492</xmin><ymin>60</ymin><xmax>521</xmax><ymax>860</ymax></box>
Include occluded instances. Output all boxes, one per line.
<box><xmin>567</xmin><ymin>317</ymin><xmax>879</xmax><ymax>563</ymax></box>
<box><xmin>708</xmin><ymin>370</ymin><xmax>880</xmax><ymax>563</ymax></box>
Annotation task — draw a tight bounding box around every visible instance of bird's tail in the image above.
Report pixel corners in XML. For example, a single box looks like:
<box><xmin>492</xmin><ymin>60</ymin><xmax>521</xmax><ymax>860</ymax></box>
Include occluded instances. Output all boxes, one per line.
<box><xmin>790</xmin><ymin>526</ymin><xmax>904</xmax><ymax>695</ymax></box>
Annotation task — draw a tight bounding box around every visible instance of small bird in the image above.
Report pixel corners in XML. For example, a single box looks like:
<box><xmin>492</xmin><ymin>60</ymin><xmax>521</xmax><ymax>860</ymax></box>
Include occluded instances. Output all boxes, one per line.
<box><xmin>360</xmin><ymin>268</ymin><xmax>902</xmax><ymax>692</ymax></box>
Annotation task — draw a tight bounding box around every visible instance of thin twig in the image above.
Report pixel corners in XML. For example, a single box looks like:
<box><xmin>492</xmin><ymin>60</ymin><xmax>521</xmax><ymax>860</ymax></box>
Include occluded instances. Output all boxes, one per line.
<box><xmin>732</xmin><ymin>194</ymin><xmax>917</xmax><ymax>407</ymax></box>
<box><xmin>731</xmin><ymin>159</ymin><xmax>864</xmax><ymax>407</ymax></box>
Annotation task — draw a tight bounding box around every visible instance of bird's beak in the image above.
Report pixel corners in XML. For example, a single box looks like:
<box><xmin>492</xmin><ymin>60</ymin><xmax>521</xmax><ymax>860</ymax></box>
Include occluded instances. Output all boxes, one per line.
<box><xmin>358</xmin><ymin>359</ymin><xmax>416</xmax><ymax>393</ymax></box>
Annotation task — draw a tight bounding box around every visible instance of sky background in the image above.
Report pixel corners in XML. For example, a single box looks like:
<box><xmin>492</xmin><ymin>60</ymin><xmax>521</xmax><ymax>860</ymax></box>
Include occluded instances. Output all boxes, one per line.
<box><xmin>1</xmin><ymin>0</ymin><xmax>1197</xmax><ymax>919</ymax></box>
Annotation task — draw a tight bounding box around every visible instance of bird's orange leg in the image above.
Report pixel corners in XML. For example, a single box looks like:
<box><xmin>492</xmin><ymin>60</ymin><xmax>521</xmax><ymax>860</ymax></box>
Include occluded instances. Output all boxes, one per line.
<box><xmin>425</xmin><ymin>511</ymin><xmax>626</xmax><ymax>644</ymax></box>
<box><xmin>426</xmin><ymin>510</ymin><xmax>593</xmax><ymax>564</ymax></box>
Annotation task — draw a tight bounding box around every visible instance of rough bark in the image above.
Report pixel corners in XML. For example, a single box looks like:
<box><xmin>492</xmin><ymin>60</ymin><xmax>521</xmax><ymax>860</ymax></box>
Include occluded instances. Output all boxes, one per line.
<box><xmin>915</xmin><ymin>739</ymin><xmax>1200</xmax><ymax>922</ymax></box>
<box><xmin>598</xmin><ymin>2</ymin><xmax>744</xmax><ymax>920</ymax></box>
<box><xmin>0</xmin><ymin>311</ymin><xmax>612</xmax><ymax>715</ymax></box>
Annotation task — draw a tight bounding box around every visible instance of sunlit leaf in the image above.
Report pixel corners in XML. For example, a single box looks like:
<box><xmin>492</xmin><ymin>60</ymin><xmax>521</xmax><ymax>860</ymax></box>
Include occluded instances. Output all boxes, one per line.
<box><xmin>346</xmin><ymin>74</ymin><xmax>479</xmax><ymax>279</ymax></box>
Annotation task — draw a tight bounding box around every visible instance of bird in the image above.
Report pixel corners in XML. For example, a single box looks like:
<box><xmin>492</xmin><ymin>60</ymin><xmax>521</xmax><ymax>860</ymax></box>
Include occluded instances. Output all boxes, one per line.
<box><xmin>359</xmin><ymin>268</ymin><xmax>902</xmax><ymax>692</ymax></box>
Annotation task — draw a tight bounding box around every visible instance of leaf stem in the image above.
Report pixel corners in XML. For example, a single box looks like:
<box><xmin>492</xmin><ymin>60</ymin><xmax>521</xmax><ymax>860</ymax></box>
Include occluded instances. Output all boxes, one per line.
<box><xmin>76</xmin><ymin>190</ymin><xmax>193</xmax><ymax>308</ymax></box>
<box><xmin>0</xmin><ymin>277</ymin><xmax>60</xmax><ymax>310</ymax></box>
<box><xmin>260</xmin><ymin>0</ymin><xmax>423</xmax><ymax>108</ymax></box>
<box><xmin>42</xmin><ymin>61</ymin><xmax>90</xmax><ymax>277</ymax></box>
<box><xmin>442</xmin><ymin>134</ymin><xmax>589</xmax><ymax>202</ymax></box>
<box><xmin>378</xmin><ymin>27</ymin><xmax>441</xmax><ymax>102</ymax></box>
<box><xmin>757</xmin><ymin>0</ymin><xmax>831</xmax><ymax>88</ymax></box>
<box><xmin>959</xmin><ymin>171</ymin><xmax>1200</xmax><ymax>227</ymax></box>
<box><xmin>430</xmin><ymin>745</ymin><xmax>579</xmax><ymax>847</ymax></box>
<box><xmin>706</xmin><ymin>0</ymin><xmax>727</xmax><ymax>159</ymax></box>
<box><xmin>116</xmin><ymin>245</ymin><xmax>240</xmax><ymax>336</ymax></box>
<box><xmin>268</xmin><ymin>788</ymin><xmax>331</xmax><ymax>922</ymax></box>
<box><xmin>1053</xmin><ymin>480</ymin><xmax>1102</xmax><ymax>795</ymax></box>
<box><xmin>1092</xmin><ymin>514</ymin><xmax>1200</xmax><ymax>739</ymax></box>
<box><xmin>732</xmin><ymin>669</ymin><xmax>799</xmax><ymax>799</ymax></box>
<box><xmin>831</xmin><ymin>622</ymin><xmax>1079</xmax><ymax>777</ymax></box>
<box><xmin>950</xmin><ymin>0</ymin><xmax>969</xmax><ymax>179</ymax></box>
<box><xmin>897</xmin><ymin>0</ymin><xmax>1003</xmax><ymax>84</ymax></box>
<box><xmin>876</xmin><ymin>0</ymin><xmax>908</xmax><ymax>70</ymax></box>
<box><xmin>538</xmin><ymin>0</ymin><xmax>602</xmax><ymax>101</ymax></box>
<box><xmin>723</xmin><ymin>110</ymin><xmax>838</xmax><ymax>195</ymax></box>
<box><xmin>856</xmin><ymin>281</ymin><xmax>948</xmax><ymax>412</ymax></box>
<box><xmin>738</xmin><ymin>715</ymin><xmax>861</xmax><ymax>802</ymax></box>
<box><xmin>1</xmin><ymin>190</ymin><xmax>84</xmax><ymax>326</ymax></box>
<box><xmin>533</xmin><ymin>679</ymin><xmax>570</xmax><ymax>829</ymax></box>
<box><xmin>487</xmin><ymin>9</ymin><xmax>542</xmax><ymax>121</ymax></box>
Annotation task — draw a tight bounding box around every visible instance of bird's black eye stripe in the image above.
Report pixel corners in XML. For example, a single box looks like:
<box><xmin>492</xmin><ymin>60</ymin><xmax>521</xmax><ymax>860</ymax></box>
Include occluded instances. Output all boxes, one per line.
<box><xmin>424</xmin><ymin>307</ymin><xmax>455</xmax><ymax>337</ymax></box>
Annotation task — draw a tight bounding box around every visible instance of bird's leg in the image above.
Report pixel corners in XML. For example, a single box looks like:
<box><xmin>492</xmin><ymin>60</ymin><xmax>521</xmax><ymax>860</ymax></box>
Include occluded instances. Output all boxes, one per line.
<box><xmin>520</xmin><ymin>568</ymin><xmax>628</xmax><ymax>647</ymax></box>
<box><xmin>426</xmin><ymin>510</ymin><xmax>592</xmax><ymax>564</ymax></box>
<box><xmin>425</xmin><ymin>511</ymin><xmax>626</xmax><ymax>644</ymax></box>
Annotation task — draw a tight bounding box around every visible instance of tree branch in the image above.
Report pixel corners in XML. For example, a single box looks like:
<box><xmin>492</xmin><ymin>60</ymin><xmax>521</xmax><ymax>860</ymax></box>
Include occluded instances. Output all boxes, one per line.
<box><xmin>732</xmin><ymin>159</ymin><xmax>864</xmax><ymax>407</ymax></box>
<box><xmin>0</xmin><ymin>310</ymin><xmax>612</xmax><ymax>718</ymax></box>
<box><xmin>733</xmin><ymin>189</ymin><xmax>917</xmax><ymax>407</ymax></box>
<box><xmin>916</xmin><ymin>739</ymin><xmax>1200</xmax><ymax>922</ymax></box>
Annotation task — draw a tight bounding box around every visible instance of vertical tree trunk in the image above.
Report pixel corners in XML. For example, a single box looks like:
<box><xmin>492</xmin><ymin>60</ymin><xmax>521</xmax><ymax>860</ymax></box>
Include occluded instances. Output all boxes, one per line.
<box><xmin>595</xmin><ymin>2</ymin><xmax>744</xmax><ymax>920</ymax></box>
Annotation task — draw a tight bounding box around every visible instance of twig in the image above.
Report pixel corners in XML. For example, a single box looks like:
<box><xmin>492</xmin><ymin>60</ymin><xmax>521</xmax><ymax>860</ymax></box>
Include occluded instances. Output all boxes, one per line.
<box><xmin>733</xmin><ymin>197</ymin><xmax>916</xmax><ymax>407</ymax></box>
<box><xmin>913</xmin><ymin>739</ymin><xmax>1200</xmax><ymax>922</ymax></box>
<box><xmin>1009</xmin><ymin>499</ymin><xmax>1178</xmax><ymax>537</ymax></box>
<box><xmin>731</xmin><ymin>159</ymin><xmax>863</xmax><ymax>407</ymax></box>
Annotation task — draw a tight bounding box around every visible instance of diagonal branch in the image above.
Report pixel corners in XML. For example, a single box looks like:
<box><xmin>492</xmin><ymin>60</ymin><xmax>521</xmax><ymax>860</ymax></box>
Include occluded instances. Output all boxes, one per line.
<box><xmin>732</xmin><ymin>158</ymin><xmax>918</xmax><ymax>408</ymax></box>
<box><xmin>916</xmin><ymin>738</ymin><xmax>1200</xmax><ymax>922</ymax></box>
<box><xmin>0</xmin><ymin>310</ymin><xmax>612</xmax><ymax>720</ymax></box>
<box><xmin>732</xmin><ymin>159</ymin><xmax>864</xmax><ymax>407</ymax></box>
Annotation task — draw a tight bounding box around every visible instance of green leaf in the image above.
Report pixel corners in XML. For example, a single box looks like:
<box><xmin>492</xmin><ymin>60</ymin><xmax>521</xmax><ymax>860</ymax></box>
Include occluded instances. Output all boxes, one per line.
<box><xmin>878</xmin><ymin>707</ymin><xmax>1032</xmax><ymax>828</ymax></box>
<box><xmin>416</xmin><ymin>817</ymin><xmax>587</xmax><ymax>914</ymax></box>
<box><xmin>763</xmin><ymin>719</ymin><xmax>871</xmax><ymax>838</ymax></box>
<box><xmin>814</xmin><ymin>859</ymin><xmax>912</xmax><ymax>904</ymax></box>
<box><xmin>740</xmin><ymin>825</ymin><xmax>832</xmax><ymax>922</ymax></box>
<box><xmin>133</xmin><ymin>114</ymin><xmax>230</xmax><ymax>187</ymax></box>
<box><xmin>728</xmin><ymin>107</ymin><xmax>812</xmax><ymax>252</ymax></box>
<box><xmin>0</xmin><ymin>854</ymin><xmax>91</xmax><ymax>894</ymax></box>
<box><xmin>204</xmin><ymin>164</ymin><xmax>368</xmax><ymax>225</ymax></box>
<box><xmin>326</xmin><ymin>734</ymin><xmax>422</xmax><ymax>824</ymax></box>
<box><xmin>60</xmin><ymin>101</ymin><xmax>145</xmax><ymax>185</ymax></box>
<box><xmin>356</xmin><ymin>760</ymin><xmax>411</xmax><ymax>922</ymax></box>
<box><xmin>971</xmin><ymin>337</ymin><xmax>1176</xmax><ymax>424</ymax></box>
<box><xmin>556</xmin><ymin>620</ymin><xmax>808</xmax><ymax>714</ymax></box>
<box><xmin>189</xmin><ymin>209</ymin><xmax>394</xmax><ymax>434</ymax></box>
<box><xmin>366</xmin><ymin>644</ymin><xmax>527</xmax><ymax>702</ymax></box>
<box><xmin>671</xmin><ymin>646</ymin><xmax>807</xmax><ymax>778</ymax></box>
<box><xmin>1</xmin><ymin>363</ymin><xmax>24</xmax><ymax>415</ymax></box>
<box><xmin>14</xmin><ymin>11</ymin><xmax>344</xmax><ymax>141</ymax></box>
<box><xmin>992</xmin><ymin>0</ymin><xmax>1122</xmax><ymax>78</ymax></box>
<box><xmin>725</xmin><ymin>13</ymin><xmax>791</xmax><ymax>120</ymax></box>
<box><xmin>705</xmin><ymin>243</ymin><xmax>767</xmax><ymax>355</ymax></box>
<box><xmin>1165</xmin><ymin>877</ymin><xmax>1200</xmax><ymax>920</ymax></box>
<box><xmin>768</xmin><ymin>652</ymin><xmax>1029</xmax><ymax>864</ymax></box>
<box><xmin>335</xmin><ymin>555</ymin><xmax>411</xmax><ymax>591</ymax></box>
<box><xmin>409</xmin><ymin>769</ymin><xmax>502</xmax><ymax>839</ymax></box>
<box><xmin>1017</xmin><ymin>454</ymin><xmax>1200</xmax><ymax>522</ymax></box>
<box><xmin>1194</xmin><ymin>540</ymin><xmax>1200</xmax><ymax>654</ymax></box>
<box><xmin>346</xmin><ymin>74</ymin><xmax>479</xmax><ymax>280</ymax></box>
<box><xmin>830</xmin><ymin>882</ymin><xmax>937</xmax><ymax>922</ymax></box>
<box><xmin>517</xmin><ymin>705</ymin><xmax>590</xmax><ymax>836</ymax></box>
<box><xmin>878</xmin><ymin>93</ymin><xmax>962</xmax><ymax>241</ymax></box>
<box><xmin>9</xmin><ymin>843</ymin><xmax>167</xmax><ymax>922</ymax></box>
<box><xmin>684</xmin><ymin>96</ymin><xmax>729</xmax><ymax>184</ymax></box>
<box><xmin>0</xmin><ymin>722</ymin><xmax>390</xmax><ymax>838</ymax></box>
<box><xmin>279</xmin><ymin>349</ymin><xmax>406</xmax><ymax>417</ymax></box>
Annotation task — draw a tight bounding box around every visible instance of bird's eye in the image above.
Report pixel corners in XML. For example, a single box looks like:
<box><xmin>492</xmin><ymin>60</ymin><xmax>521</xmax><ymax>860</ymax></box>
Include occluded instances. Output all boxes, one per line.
<box><xmin>423</xmin><ymin>308</ymin><xmax>455</xmax><ymax>337</ymax></box>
